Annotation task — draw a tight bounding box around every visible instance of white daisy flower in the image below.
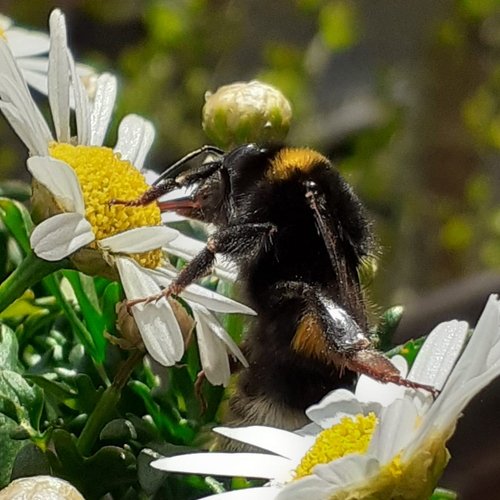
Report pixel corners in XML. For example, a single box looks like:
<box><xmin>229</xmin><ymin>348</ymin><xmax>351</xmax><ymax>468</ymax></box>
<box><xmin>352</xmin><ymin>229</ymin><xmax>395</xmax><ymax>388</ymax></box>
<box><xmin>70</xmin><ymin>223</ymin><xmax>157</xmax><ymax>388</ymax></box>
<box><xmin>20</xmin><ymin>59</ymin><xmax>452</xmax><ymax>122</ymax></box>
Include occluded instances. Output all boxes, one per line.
<box><xmin>0</xmin><ymin>12</ymin><xmax>94</xmax><ymax>96</ymax></box>
<box><xmin>152</xmin><ymin>295</ymin><xmax>500</xmax><ymax>499</ymax></box>
<box><xmin>0</xmin><ymin>9</ymin><xmax>251</xmax><ymax>381</ymax></box>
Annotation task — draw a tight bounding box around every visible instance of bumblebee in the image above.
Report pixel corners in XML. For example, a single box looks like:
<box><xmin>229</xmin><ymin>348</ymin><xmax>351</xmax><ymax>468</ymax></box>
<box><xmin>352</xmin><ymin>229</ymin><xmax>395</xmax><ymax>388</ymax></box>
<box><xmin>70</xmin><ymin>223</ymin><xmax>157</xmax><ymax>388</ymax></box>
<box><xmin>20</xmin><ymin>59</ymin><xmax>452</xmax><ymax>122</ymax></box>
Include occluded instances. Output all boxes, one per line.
<box><xmin>115</xmin><ymin>144</ymin><xmax>436</xmax><ymax>430</ymax></box>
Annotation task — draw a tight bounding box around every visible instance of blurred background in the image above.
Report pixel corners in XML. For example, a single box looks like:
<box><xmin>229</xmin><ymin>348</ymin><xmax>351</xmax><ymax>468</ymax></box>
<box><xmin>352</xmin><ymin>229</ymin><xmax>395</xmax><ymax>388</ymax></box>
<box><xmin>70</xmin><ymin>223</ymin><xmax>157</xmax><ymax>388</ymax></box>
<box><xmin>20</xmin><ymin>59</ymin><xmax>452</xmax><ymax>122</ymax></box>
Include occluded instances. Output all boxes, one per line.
<box><xmin>0</xmin><ymin>0</ymin><xmax>499</xmax><ymax>497</ymax></box>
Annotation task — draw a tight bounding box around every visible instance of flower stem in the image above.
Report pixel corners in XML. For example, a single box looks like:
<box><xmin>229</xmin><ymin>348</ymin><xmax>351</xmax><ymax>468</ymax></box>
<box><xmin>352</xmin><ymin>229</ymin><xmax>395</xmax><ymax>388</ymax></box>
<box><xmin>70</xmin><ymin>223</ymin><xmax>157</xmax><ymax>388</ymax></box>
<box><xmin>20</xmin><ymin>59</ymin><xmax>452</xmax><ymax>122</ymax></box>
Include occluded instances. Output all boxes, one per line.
<box><xmin>76</xmin><ymin>349</ymin><xmax>143</xmax><ymax>456</ymax></box>
<box><xmin>0</xmin><ymin>252</ymin><xmax>67</xmax><ymax>313</ymax></box>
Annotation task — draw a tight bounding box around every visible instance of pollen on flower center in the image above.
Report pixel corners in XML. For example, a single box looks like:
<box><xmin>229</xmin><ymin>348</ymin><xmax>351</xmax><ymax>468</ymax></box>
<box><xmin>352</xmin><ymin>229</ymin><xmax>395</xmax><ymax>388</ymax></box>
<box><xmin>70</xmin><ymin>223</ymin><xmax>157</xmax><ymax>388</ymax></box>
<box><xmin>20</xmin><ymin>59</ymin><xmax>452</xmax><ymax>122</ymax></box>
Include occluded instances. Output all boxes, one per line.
<box><xmin>49</xmin><ymin>143</ymin><xmax>162</xmax><ymax>268</ymax></box>
<box><xmin>294</xmin><ymin>413</ymin><xmax>377</xmax><ymax>480</ymax></box>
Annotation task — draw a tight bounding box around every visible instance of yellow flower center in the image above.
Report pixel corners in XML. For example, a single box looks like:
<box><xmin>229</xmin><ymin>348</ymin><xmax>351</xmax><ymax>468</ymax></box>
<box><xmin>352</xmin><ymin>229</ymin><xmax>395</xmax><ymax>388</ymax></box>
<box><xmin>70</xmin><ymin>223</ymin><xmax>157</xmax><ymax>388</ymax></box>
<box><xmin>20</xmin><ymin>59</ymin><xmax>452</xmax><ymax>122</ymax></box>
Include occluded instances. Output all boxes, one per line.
<box><xmin>0</xmin><ymin>28</ymin><xmax>5</xmax><ymax>39</ymax></box>
<box><xmin>49</xmin><ymin>143</ymin><xmax>162</xmax><ymax>268</ymax></box>
<box><xmin>294</xmin><ymin>413</ymin><xmax>377</xmax><ymax>480</ymax></box>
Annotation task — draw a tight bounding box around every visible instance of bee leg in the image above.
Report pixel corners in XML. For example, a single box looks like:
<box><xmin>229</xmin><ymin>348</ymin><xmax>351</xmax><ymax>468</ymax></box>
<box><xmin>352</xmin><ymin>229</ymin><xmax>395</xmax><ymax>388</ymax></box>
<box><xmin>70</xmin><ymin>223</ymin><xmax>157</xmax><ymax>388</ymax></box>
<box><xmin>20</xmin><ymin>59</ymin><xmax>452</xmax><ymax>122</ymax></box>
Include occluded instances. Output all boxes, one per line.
<box><xmin>129</xmin><ymin>222</ymin><xmax>277</xmax><ymax>306</ymax></box>
<box><xmin>110</xmin><ymin>160</ymin><xmax>224</xmax><ymax>207</ymax></box>
<box><xmin>344</xmin><ymin>350</ymin><xmax>440</xmax><ymax>398</ymax></box>
<box><xmin>271</xmin><ymin>281</ymin><xmax>438</xmax><ymax>397</ymax></box>
<box><xmin>110</xmin><ymin>178</ymin><xmax>180</xmax><ymax>207</ymax></box>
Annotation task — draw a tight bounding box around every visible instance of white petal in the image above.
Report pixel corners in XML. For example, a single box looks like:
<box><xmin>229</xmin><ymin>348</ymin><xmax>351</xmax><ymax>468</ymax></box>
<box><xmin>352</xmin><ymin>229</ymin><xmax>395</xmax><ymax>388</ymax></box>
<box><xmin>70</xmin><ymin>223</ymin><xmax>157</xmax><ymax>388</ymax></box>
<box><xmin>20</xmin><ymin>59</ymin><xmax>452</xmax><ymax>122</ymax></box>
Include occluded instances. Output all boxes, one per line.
<box><xmin>4</xmin><ymin>28</ymin><xmax>50</xmax><ymax>57</ymax></box>
<box><xmin>114</xmin><ymin>114</ymin><xmax>155</xmax><ymax>170</ymax></box>
<box><xmin>30</xmin><ymin>213</ymin><xmax>94</xmax><ymax>261</ymax></box>
<box><xmin>368</xmin><ymin>398</ymin><xmax>418</xmax><ymax>464</ymax></box>
<box><xmin>0</xmin><ymin>14</ymin><xmax>12</xmax><ymax>31</ymax></box>
<box><xmin>0</xmin><ymin>43</ymin><xmax>52</xmax><ymax>153</ymax></box>
<box><xmin>27</xmin><ymin>156</ymin><xmax>85</xmax><ymax>214</ymax></box>
<box><xmin>409</xmin><ymin>296</ymin><xmax>500</xmax><ymax>456</ymax></box>
<box><xmin>312</xmin><ymin>454</ymin><xmax>379</xmax><ymax>488</ymax></box>
<box><xmin>198</xmin><ymin>487</ymin><xmax>281</xmax><ymax>500</ymax></box>
<box><xmin>145</xmin><ymin>266</ymin><xmax>253</xmax><ymax>315</ymax></box>
<box><xmin>152</xmin><ymin>452</ymin><xmax>292</xmax><ymax>480</ymax></box>
<box><xmin>408</xmin><ymin>319</ymin><xmax>469</xmax><ymax>390</ymax></box>
<box><xmin>153</xmin><ymin>266</ymin><xmax>254</xmax><ymax>314</ymax></box>
<box><xmin>356</xmin><ymin>355</ymin><xmax>408</xmax><ymax>406</ymax></box>
<box><xmin>48</xmin><ymin>9</ymin><xmax>71</xmax><ymax>143</ymax></box>
<box><xmin>100</xmin><ymin>226</ymin><xmax>179</xmax><ymax>253</ymax></box>
<box><xmin>188</xmin><ymin>304</ymin><xmax>247</xmax><ymax>367</ymax></box>
<box><xmin>448</xmin><ymin>295</ymin><xmax>500</xmax><ymax>385</ymax></box>
<box><xmin>134</xmin><ymin>301</ymin><xmax>184</xmax><ymax>366</ymax></box>
<box><xmin>192</xmin><ymin>304</ymin><xmax>231</xmax><ymax>386</ymax></box>
<box><xmin>116</xmin><ymin>258</ymin><xmax>184</xmax><ymax>365</ymax></box>
<box><xmin>89</xmin><ymin>73</ymin><xmax>117</xmax><ymax>145</ymax></box>
<box><xmin>16</xmin><ymin>68</ymin><xmax>48</xmax><ymax>96</ymax></box>
<box><xmin>276</xmin><ymin>475</ymin><xmax>335</xmax><ymax>500</ymax></box>
<box><xmin>0</xmin><ymin>98</ymin><xmax>40</xmax><ymax>155</ymax></box>
<box><xmin>214</xmin><ymin>426</ymin><xmax>310</xmax><ymax>461</ymax></box>
<box><xmin>68</xmin><ymin>48</ymin><xmax>90</xmax><ymax>145</ymax></box>
<box><xmin>306</xmin><ymin>389</ymin><xmax>381</xmax><ymax>428</ymax></box>
<box><xmin>15</xmin><ymin>57</ymin><xmax>49</xmax><ymax>72</ymax></box>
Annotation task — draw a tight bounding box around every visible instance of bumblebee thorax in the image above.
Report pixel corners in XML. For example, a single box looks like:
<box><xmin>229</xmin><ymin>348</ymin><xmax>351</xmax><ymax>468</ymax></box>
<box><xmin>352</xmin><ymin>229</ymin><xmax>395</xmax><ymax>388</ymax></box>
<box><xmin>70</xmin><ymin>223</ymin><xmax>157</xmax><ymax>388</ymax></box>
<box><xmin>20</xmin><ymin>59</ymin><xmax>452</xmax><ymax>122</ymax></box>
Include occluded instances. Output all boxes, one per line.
<box><xmin>266</xmin><ymin>147</ymin><xmax>330</xmax><ymax>181</ymax></box>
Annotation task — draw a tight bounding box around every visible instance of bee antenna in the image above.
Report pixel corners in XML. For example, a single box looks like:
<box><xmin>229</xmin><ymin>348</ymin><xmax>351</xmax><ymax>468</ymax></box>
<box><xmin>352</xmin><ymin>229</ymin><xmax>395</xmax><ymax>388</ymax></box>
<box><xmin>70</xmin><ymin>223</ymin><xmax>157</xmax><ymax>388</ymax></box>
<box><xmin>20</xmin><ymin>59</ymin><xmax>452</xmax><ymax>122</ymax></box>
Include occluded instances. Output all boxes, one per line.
<box><xmin>153</xmin><ymin>145</ymin><xmax>225</xmax><ymax>186</ymax></box>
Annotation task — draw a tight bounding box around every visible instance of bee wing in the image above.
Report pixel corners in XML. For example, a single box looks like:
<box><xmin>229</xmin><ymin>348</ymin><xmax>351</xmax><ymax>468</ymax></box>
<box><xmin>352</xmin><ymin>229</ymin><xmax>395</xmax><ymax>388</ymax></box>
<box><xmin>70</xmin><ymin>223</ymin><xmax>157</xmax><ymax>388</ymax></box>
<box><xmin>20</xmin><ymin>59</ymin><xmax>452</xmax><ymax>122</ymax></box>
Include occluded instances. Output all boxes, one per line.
<box><xmin>304</xmin><ymin>180</ymin><xmax>368</xmax><ymax>330</ymax></box>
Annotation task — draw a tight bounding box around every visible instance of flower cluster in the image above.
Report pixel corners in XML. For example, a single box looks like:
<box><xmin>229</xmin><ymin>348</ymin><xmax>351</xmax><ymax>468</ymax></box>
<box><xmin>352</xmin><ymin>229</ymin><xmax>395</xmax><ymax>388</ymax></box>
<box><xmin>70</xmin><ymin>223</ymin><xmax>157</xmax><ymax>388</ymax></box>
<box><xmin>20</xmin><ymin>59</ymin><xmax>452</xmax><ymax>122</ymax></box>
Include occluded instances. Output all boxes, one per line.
<box><xmin>0</xmin><ymin>9</ymin><xmax>250</xmax><ymax>385</ymax></box>
<box><xmin>153</xmin><ymin>295</ymin><xmax>500</xmax><ymax>499</ymax></box>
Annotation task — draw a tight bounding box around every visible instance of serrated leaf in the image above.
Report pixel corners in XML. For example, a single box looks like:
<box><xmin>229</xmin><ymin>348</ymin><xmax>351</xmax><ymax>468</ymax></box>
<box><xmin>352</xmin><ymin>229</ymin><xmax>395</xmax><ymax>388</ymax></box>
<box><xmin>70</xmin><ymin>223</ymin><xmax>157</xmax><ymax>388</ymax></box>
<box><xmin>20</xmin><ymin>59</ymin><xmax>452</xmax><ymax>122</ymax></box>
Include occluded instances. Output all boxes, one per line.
<box><xmin>0</xmin><ymin>198</ymin><xmax>33</xmax><ymax>254</ymax></box>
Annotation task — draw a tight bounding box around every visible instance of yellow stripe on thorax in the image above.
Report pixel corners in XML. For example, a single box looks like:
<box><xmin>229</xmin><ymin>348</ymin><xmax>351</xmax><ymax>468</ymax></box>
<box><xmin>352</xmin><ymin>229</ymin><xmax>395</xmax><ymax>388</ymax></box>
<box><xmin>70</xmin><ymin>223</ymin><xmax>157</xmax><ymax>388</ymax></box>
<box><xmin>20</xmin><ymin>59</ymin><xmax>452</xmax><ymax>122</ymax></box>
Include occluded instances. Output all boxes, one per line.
<box><xmin>266</xmin><ymin>148</ymin><xmax>329</xmax><ymax>181</ymax></box>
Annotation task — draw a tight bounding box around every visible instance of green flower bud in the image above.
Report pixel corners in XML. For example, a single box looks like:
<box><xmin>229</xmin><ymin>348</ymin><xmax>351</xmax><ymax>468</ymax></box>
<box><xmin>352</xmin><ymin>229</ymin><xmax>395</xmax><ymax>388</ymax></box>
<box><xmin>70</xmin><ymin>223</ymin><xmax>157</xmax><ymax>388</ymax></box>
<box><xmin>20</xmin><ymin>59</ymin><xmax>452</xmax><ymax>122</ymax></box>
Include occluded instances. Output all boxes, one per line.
<box><xmin>202</xmin><ymin>80</ymin><xmax>292</xmax><ymax>148</ymax></box>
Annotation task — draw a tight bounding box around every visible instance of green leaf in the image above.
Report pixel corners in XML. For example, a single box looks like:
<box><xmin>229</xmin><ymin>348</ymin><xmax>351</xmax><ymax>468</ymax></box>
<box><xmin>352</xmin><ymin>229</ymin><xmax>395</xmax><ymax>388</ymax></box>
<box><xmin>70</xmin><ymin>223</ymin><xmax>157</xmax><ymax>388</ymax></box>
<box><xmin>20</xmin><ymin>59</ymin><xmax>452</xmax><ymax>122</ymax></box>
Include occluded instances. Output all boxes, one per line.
<box><xmin>129</xmin><ymin>380</ymin><xmax>195</xmax><ymax>444</ymax></box>
<box><xmin>0</xmin><ymin>324</ymin><xmax>20</xmax><ymax>371</ymax></box>
<box><xmin>62</xmin><ymin>271</ymin><xmax>107</xmax><ymax>362</ymax></box>
<box><xmin>49</xmin><ymin>429</ymin><xmax>137</xmax><ymax>498</ymax></box>
<box><xmin>49</xmin><ymin>272</ymin><xmax>99</xmax><ymax>361</ymax></box>
<box><xmin>100</xmin><ymin>418</ymin><xmax>137</xmax><ymax>443</ymax></box>
<box><xmin>74</xmin><ymin>374</ymin><xmax>102</xmax><ymax>413</ymax></box>
<box><xmin>9</xmin><ymin>442</ymin><xmax>51</xmax><ymax>482</ymax></box>
<box><xmin>386</xmin><ymin>336</ymin><xmax>426</xmax><ymax>366</ymax></box>
<box><xmin>0</xmin><ymin>198</ymin><xmax>33</xmax><ymax>254</ymax></box>
<box><xmin>319</xmin><ymin>1</ymin><xmax>359</xmax><ymax>52</ymax></box>
<box><xmin>0</xmin><ymin>181</ymin><xmax>31</xmax><ymax>202</ymax></box>
<box><xmin>137</xmin><ymin>444</ymin><xmax>196</xmax><ymax>496</ymax></box>
<box><xmin>0</xmin><ymin>370</ymin><xmax>43</xmax><ymax>428</ymax></box>
<box><xmin>26</xmin><ymin>375</ymin><xmax>78</xmax><ymax>411</ymax></box>
<box><xmin>101</xmin><ymin>282</ymin><xmax>121</xmax><ymax>336</ymax></box>
<box><xmin>373</xmin><ymin>305</ymin><xmax>404</xmax><ymax>351</ymax></box>
<box><xmin>431</xmin><ymin>487</ymin><xmax>458</xmax><ymax>499</ymax></box>
<box><xmin>0</xmin><ymin>291</ymin><xmax>48</xmax><ymax>320</ymax></box>
<box><xmin>0</xmin><ymin>415</ymin><xmax>28</xmax><ymax>488</ymax></box>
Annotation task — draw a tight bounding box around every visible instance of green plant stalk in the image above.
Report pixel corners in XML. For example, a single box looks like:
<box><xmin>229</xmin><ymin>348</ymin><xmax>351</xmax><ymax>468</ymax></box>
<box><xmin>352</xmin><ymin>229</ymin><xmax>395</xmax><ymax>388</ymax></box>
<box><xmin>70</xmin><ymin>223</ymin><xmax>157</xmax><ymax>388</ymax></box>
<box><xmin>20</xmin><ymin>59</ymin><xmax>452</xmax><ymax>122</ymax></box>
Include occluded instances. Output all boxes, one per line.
<box><xmin>76</xmin><ymin>349</ymin><xmax>143</xmax><ymax>456</ymax></box>
<box><xmin>0</xmin><ymin>252</ymin><xmax>67</xmax><ymax>313</ymax></box>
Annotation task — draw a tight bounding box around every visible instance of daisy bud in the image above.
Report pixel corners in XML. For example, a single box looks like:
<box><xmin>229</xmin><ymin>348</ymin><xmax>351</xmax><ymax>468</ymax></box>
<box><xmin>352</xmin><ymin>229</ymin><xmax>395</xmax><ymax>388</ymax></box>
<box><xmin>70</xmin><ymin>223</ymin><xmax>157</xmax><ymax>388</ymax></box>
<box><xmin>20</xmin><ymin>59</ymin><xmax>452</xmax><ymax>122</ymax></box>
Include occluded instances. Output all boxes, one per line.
<box><xmin>202</xmin><ymin>80</ymin><xmax>292</xmax><ymax>148</ymax></box>
<box><xmin>0</xmin><ymin>476</ymin><xmax>84</xmax><ymax>500</ymax></box>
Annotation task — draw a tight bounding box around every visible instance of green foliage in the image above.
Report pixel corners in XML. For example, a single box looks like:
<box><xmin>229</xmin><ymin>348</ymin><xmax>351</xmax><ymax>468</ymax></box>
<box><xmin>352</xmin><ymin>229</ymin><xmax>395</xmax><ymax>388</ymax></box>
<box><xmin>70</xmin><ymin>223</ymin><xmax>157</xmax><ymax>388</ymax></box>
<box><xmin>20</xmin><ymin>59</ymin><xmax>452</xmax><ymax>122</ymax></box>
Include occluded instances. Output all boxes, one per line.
<box><xmin>0</xmin><ymin>201</ymin><xmax>228</xmax><ymax>498</ymax></box>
